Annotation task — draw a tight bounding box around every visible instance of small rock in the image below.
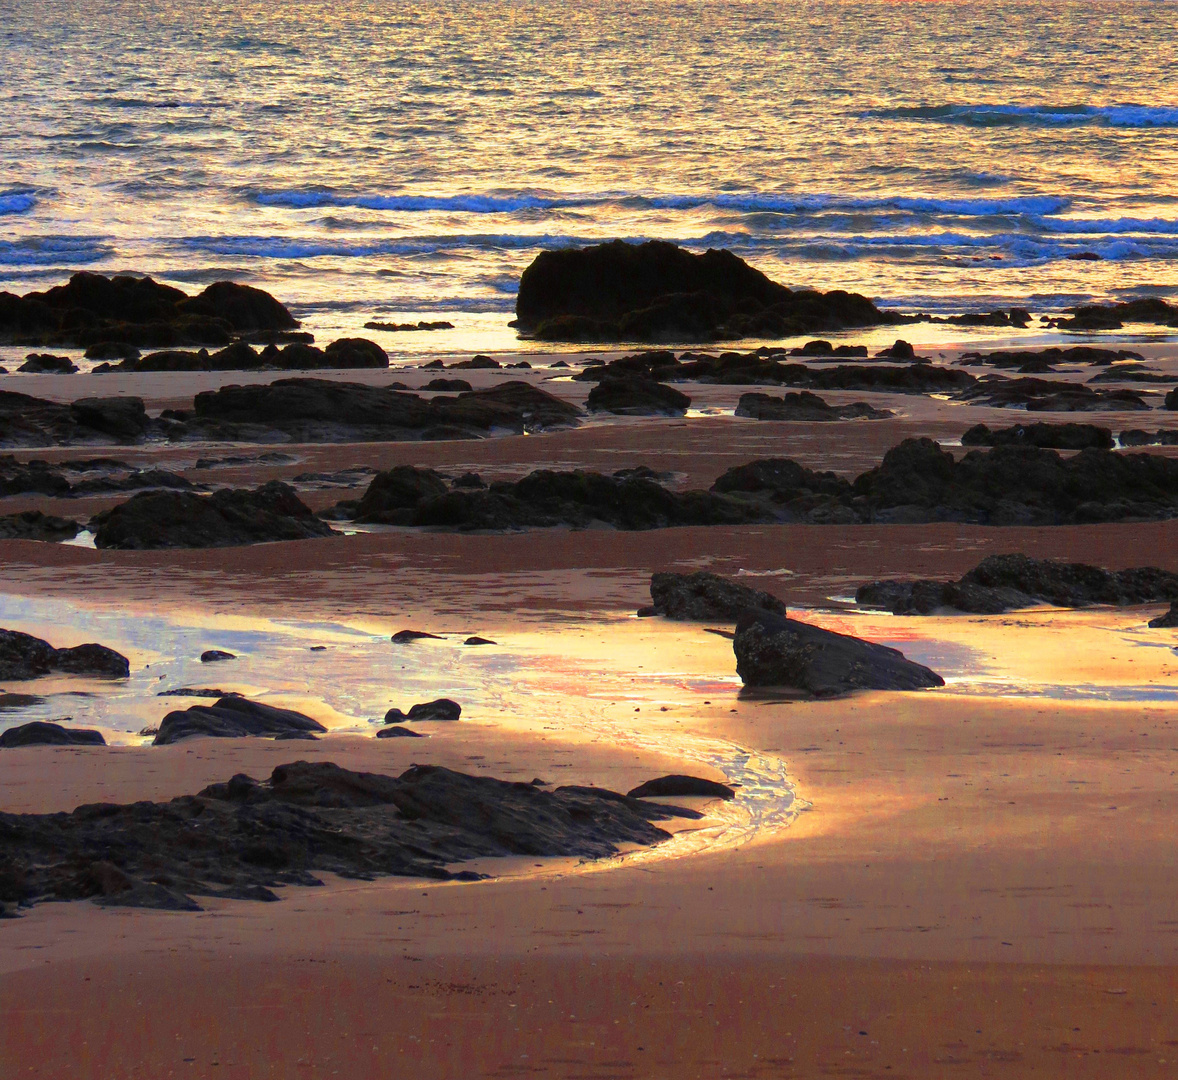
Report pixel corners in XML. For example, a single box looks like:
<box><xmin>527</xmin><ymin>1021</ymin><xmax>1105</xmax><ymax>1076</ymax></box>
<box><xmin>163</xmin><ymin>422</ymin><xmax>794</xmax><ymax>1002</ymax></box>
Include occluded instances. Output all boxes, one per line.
<box><xmin>391</xmin><ymin>630</ymin><xmax>443</xmax><ymax>643</ymax></box>
<box><xmin>201</xmin><ymin>650</ymin><xmax>236</xmax><ymax>663</ymax></box>
<box><xmin>464</xmin><ymin>636</ymin><xmax>496</xmax><ymax>646</ymax></box>
<box><xmin>627</xmin><ymin>775</ymin><xmax>736</xmax><ymax>800</ymax></box>
<box><xmin>376</xmin><ymin>726</ymin><xmax>426</xmax><ymax>738</ymax></box>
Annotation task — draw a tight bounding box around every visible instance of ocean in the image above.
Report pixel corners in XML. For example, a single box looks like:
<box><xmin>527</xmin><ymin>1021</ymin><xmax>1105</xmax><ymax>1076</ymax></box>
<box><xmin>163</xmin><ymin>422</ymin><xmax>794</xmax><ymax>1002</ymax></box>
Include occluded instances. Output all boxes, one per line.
<box><xmin>2</xmin><ymin>0</ymin><xmax>1177</xmax><ymax>353</ymax></box>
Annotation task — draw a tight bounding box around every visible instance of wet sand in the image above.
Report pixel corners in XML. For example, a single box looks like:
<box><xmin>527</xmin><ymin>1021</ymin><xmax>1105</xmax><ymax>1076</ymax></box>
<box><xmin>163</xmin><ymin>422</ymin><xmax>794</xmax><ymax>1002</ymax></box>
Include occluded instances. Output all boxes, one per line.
<box><xmin>3</xmin><ymin>338</ymin><xmax>1178</xmax><ymax>1077</ymax></box>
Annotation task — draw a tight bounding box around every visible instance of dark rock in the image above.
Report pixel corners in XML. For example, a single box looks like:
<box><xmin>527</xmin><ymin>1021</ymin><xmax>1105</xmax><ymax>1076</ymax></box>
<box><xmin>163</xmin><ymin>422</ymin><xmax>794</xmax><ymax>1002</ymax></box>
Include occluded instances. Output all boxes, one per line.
<box><xmin>613</xmin><ymin>466</ymin><xmax>673</xmax><ymax>482</ymax></box>
<box><xmin>200</xmin><ymin>650</ymin><xmax>236</xmax><ymax>663</ymax></box>
<box><xmin>424</xmin><ymin>378</ymin><xmax>474</xmax><ymax>392</ymax></box>
<box><xmin>153</xmin><ymin>695</ymin><xmax>328</xmax><ymax>744</ymax></box>
<box><xmin>515</xmin><ymin>240</ymin><xmax>901</xmax><ymax>343</ymax></box>
<box><xmin>0</xmin><ymin>455</ymin><xmax>72</xmax><ymax>496</ymax></box>
<box><xmin>452</xmin><ymin>472</ymin><xmax>486</xmax><ymax>489</ymax></box>
<box><xmin>376</xmin><ymin>726</ymin><xmax>425</xmax><ymax>738</ymax></box>
<box><xmin>960</xmin><ymin>377</ymin><xmax>1151</xmax><ymax>411</ymax></box>
<box><xmin>391</xmin><ymin>630</ymin><xmax>443</xmax><ymax>643</ymax></box>
<box><xmin>354</xmin><ymin>466</ymin><xmax>449</xmax><ymax>523</ymax></box>
<box><xmin>0</xmin><ymin>759</ymin><xmax>700</xmax><ymax>909</ymax></box>
<box><xmin>647</xmin><ymin>571</ymin><xmax>787</xmax><ymax>621</ymax></box>
<box><xmin>1088</xmin><ymin>367</ymin><xmax>1173</xmax><ymax>384</ymax></box>
<box><xmin>0</xmin><ymin>693</ymin><xmax>44</xmax><ymax>709</ymax></box>
<box><xmin>961</xmin><ymin>346</ymin><xmax>1144</xmax><ymax>369</ymax></box>
<box><xmin>274</xmin><ymin>730</ymin><xmax>319</xmax><ymax>741</ymax></box>
<box><xmin>324</xmin><ymin>338</ymin><xmax>387</xmax><ymax>368</ymax></box>
<box><xmin>586</xmin><ymin>376</ymin><xmax>691</xmax><ymax>416</ymax></box>
<box><xmin>1119</xmin><ymin>429</ymin><xmax>1178</xmax><ymax>447</ymax></box>
<box><xmin>961</xmin><ymin>422</ymin><xmax>1113</xmax><ymax>450</ymax></box>
<box><xmin>875</xmin><ymin>340</ymin><xmax>917</xmax><ymax>361</ymax></box>
<box><xmin>18</xmin><ymin>353</ymin><xmax>77</xmax><ymax>374</ymax></box>
<box><xmin>0</xmin><ymin>510</ymin><xmax>81</xmax><ymax>542</ymax></box>
<box><xmin>157</xmin><ymin>688</ymin><xmax>231</xmax><ymax>697</ymax></box>
<box><xmin>857</xmin><ymin>554</ymin><xmax>1178</xmax><ymax>615</ymax></box>
<box><xmin>0</xmin><ymin>628</ymin><xmax>129</xmax><ymax>680</ymax></box>
<box><xmin>735</xmin><ymin>390</ymin><xmax>892</xmax><ymax>421</ymax></box>
<box><xmin>364</xmin><ymin>320</ymin><xmax>453</xmax><ymax>332</ymax></box>
<box><xmin>1045</xmin><ymin>298</ymin><xmax>1178</xmax><ymax>332</ymax></box>
<box><xmin>0</xmin><ymin>721</ymin><xmax>106</xmax><ymax>748</ymax></box>
<box><xmin>1149</xmin><ymin>602</ymin><xmax>1178</xmax><ymax>628</ymax></box>
<box><xmin>89</xmin><ymin>481</ymin><xmax>336</xmax><ymax>549</ymax></box>
<box><xmin>463</xmin><ymin>636</ymin><xmax>496</xmax><ymax>646</ymax></box>
<box><xmin>450</xmin><ymin>355</ymin><xmax>501</xmax><ymax>370</ymax></box>
<box><xmin>385</xmin><ymin>698</ymin><xmax>462</xmax><ymax>723</ymax></box>
<box><xmin>732</xmin><ymin>609</ymin><xmax>944</xmax><ymax>696</ymax></box>
<box><xmin>1167</xmin><ymin>388</ymin><xmax>1178</xmax><ymax>411</ymax></box>
<box><xmin>627</xmin><ymin>775</ymin><xmax>736</xmax><ymax>800</ymax></box>
<box><xmin>68</xmin><ymin>397</ymin><xmax>149</xmax><ymax>442</ymax></box>
<box><xmin>84</xmin><ymin>342</ymin><xmax>140</xmax><ymax>361</ymax></box>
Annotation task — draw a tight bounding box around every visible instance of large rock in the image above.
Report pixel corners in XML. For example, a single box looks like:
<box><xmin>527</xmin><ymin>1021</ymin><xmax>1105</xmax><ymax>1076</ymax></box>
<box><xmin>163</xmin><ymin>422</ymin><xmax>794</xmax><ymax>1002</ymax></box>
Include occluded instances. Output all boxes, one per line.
<box><xmin>735</xmin><ymin>391</ymin><xmax>892</xmax><ymax>421</ymax></box>
<box><xmin>384</xmin><ymin>698</ymin><xmax>462</xmax><ymax>723</ymax></box>
<box><xmin>857</xmin><ymin>554</ymin><xmax>1178</xmax><ymax>615</ymax></box>
<box><xmin>0</xmin><ymin>510</ymin><xmax>80</xmax><ymax>542</ymax></box>
<box><xmin>354</xmin><ymin>466</ymin><xmax>449</xmax><ymax>523</ymax></box>
<box><xmin>645</xmin><ymin>571</ymin><xmax>786</xmax><ymax>621</ymax></box>
<box><xmin>153</xmin><ymin>696</ymin><xmax>328</xmax><ymax>744</ymax></box>
<box><xmin>0</xmin><ymin>272</ymin><xmax>298</xmax><ymax>348</ymax></box>
<box><xmin>68</xmin><ymin>397</ymin><xmax>149</xmax><ymax>442</ymax></box>
<box><xmin>961</xmin><ymin>422</ymin><xmax>1113</xmax><ymax>450</ymax></box>
<box><xmin>732</xmin><ymin>609</ymin><xmax>945</xmax><ymax>696</ymax></box>
<box><xmin>586</xmin><ymin>377</ymin><xmax>691</xmax><ymax>416</ymax></box>
<box><xmin>0</xmin><ymin>760</ymin><xmax>701</xmax><ymax>909</ymax></box>
<box><xmin>0</xmin><ymin>721</ymin><xmax>106</xmax><ymax>748</ymax></box>
<box><xmin>514</xmin><ymin>240</ymin><xmax>900</xmax><ymax>343</ymax></box>
<box><xmin>89</xmin><ymin>481</ymin><xmax>336</xmax><ymax>549</ymax></box>
<box><xmin>0</xmin><ymin>628</ymin><xmax>130</xmax><ymax>680</ymax></box>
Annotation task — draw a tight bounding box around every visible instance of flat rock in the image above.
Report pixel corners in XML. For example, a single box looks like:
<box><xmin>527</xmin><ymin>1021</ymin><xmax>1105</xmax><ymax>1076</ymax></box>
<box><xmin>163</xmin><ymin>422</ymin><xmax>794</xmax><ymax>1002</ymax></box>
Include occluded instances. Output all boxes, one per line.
<box><xmin>961</xmin><ymin>422</ymin><xmax>1113</xmax><ymax>450</ymax></box>
<box><xmin>733</xmin><ymin>609</ymin><xmax>945</xmax><ymax>697</ymax></box>
<box><xmin>735</xmin><ymin>390</ymin><xmax>892</xmax><ymax>421</ymax></box>
<box><xmin>647</xmin><ymin>571</ymin><xmax>786</xmax><ymax>621</ymax></box>
<box><xmin>0</xmin><ymin>721</ymin><xmax>106</xmax><ymax>748</ymax></box>
<box><xmin>464</xmin><ymin>636</ymin><xmax>496</xmax><ymax>645</ymax></box>
<box><xmin>153</xmin><ymin>696</ymin><xmax>328</xmax><ymax>744</ymax></box>
<box><xmin>376</xmin><ymin>726</ymin><xmax>426</xmax><ymax>738</ymax></box>
<box><xmin>627</xmin><ymin>775</ymin><xmax>736</xmax><ymax>800</ymax></box>
<box><xmin>0</xmin><ymin>628</ymin><xmax>130</xmax><ymax>680</ymax></box>
<box><xmin>391</xmin><ymin>630</ymin><xmax>442</xmax><ymax>643</ymax></box>
<box><xmin>385</xmin><ymin>698</ymin><xmax>462</xmax><ymax>723</ymax></box>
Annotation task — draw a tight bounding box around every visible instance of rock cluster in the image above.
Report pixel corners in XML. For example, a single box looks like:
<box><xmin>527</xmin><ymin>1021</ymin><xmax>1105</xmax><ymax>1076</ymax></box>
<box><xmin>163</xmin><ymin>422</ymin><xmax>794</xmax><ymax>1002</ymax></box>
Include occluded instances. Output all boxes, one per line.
<box><xmin>735</xmin><ymin>391</ymin><xmax>892</xmax><ymax>421</ymax></box>
<box><xmin>153</xmin><ymin>696</ymin><xmax>328</xmax><ymax>744</ymax></box>
<box><xmin>0</xmin><ymin>628</ymin><xmax>130</xmax><ymax>680</ymax></box>
<box><xmin>99</xmin><ymin>337</ymin><xmax>387</xmax><ymax>372</ymax></box>
<box><xmin>961</xmin><ymin>422</ymin><xmax>1113</xmax><ymax>450</ymax></box>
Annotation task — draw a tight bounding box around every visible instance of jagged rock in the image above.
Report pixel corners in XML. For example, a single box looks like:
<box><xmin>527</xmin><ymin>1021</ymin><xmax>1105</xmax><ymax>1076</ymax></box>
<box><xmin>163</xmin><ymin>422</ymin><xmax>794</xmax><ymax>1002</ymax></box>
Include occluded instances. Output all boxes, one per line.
<box><xmin>0</xmin><ymin>628</ymin><xmax>129</xmax><ymax>680</ymax></box>
<box><xmin>0</xmin><ymin>511</ymin><xmax>80</xmax><ymax>542</ymax></box>
<box><xmin>961</xmin><ymin>422</ymin><xmax>1113</xmax><ymax>450</ymax></box>
<box><xmin>0</xmin><ymin>272</ymin><xmax>298</xmax><ymax>348</ymax></box>
<box><xmin>391</xmin><ymin>630</ymin><xmax>442</xmax><ymax>643</ymax></box>
<box><xmin>515</xmin><ymin>240</ymin><xmax>901</xmax><ymax>342</ymax></box>
<box><xmin>790</xmin><ymin>340</ymin><xmax>868</xmax><ymax>358</ymax></box>
<box><xmin>384</xmin><ymin>699</ymin><xmax>462</xmax><ymax>723</ymax></box>
<box><xmin>586</xmin><ymin>377</ymin><xmax>691</xmax><ymax>416</ymax></box>
<box><xmin>153</xmin><ymin>696</ymin><xmax>328</xmax><ymax>744</ymax></box>
<box><xmin>0</xmin><ymin>760</ymin><xmax>702</xmax><ymax>910</ymax></box>
<box><xmin>961</xmin><ymin>377</ymin><xmax>1151</xmax><ymax>412</ymax></box>
<box><xmin>857</xmin><ymin>554</ymin><xmax>1178</xmax><ymax>615</ymax></box>
<box><xmin>733</xmin><ymin>609</ymin><xmax>944</xmax><ymax>696</ymax></box>
<box><xmin>0</xmin><ymin>721</ymin><xmax>106</xmax><ymax>748</ymax></box>
<box><xmin>735</xmin><ymin>391</ymin><xmax>892</xmax><ymax>421</ymax></box>
<box><xmin>157</xmin><ymin>688</ymin><xmax>231</xmax><ymax>698</ymax></box>
<box><xmin>875</xmin><ymin>340</ymin><xmax>918</xmax><ymax>360</ymax></box>
<box><xmin>364</xmin><ymin>319</ymin><xmax>453</xmax><ymax>332</ymax></box>
<box><xmin>90</xmin><ymin>481</ymin><xmax>336</xmax><ymax>548</ymax></box>
<box><xmin>646</xmin><ymin>571</ymin><xmax>787</xmax><ymax>621</ymax></box>
<box><xmin>200</xmin><ymin>650</ymin><xmax>236</xmax><ymax>663</ymax></box>
<box><xmin>1149</xmin><ymin>602</ymin><xmax>1178</xmax><ymax>628</ymax></box>
<box><xmin>627</xmin><ymin>775</ymin><xmax>735</xmax><ymax>800</ymax></box>
<box><xmin>18</xmin><ymin>353</ymin><xmax>76</xmax><ymax>374</ymax></box>
<box><xmin>1089</xmin><ymin>367</ymin><xmax>1173</xmax><ymax>384</ymax></box>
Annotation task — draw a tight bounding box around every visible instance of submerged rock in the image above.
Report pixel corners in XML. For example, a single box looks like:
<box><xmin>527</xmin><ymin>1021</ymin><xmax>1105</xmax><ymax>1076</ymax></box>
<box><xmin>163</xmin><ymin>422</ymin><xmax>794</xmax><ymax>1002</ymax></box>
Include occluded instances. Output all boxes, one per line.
<box><xmin>627</xmin><ymin>775</ymin><xmax>736</xmax><ymax>800</ymax></box>
<box><xmin>391</xmin><ymin>630</ymin><xmax>443</xmax><ymax>643</ymax></box>
<box><xmin>0</xmin><ymin>721</ymin><xmax>106</xmax><ymax>748</ymax></box>
<box><xmin>153</xmin><ymin>696</ymin><xmax>328</xmax><ymax>744</ymax></box>
<box><xmin>645</xmin><ymin>571</ymin><xmax>787</xmax><ymax>621</ymax></box>
<box><xmin>89</xmin><ymin>481</ymin><xmax>336</xmax><ymax>549</ymax></box>
<box><xmin>857</xmin><ymin>554</ymin><xmax>1178</xmax><ymax>615</ymax></box>
<box><xmin>732</xmin><ymin>609</ymin><xmax>944</xmax><ymax>697</ymax></box>
<box><xmin>0</xmin><ymin>760</ymin><xmax>702</xmax><ymax>909</ymax></box>
<box><xmin>0</xmin><ymin>628</ymin><xmax>129</xmax><ymax>680</ymax></box>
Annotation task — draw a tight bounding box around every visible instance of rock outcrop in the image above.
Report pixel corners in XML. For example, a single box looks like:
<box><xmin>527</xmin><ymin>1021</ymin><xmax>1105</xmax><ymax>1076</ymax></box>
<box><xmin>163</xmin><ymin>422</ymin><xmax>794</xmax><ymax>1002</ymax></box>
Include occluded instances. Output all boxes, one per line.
<box><xmin>961</xmin><ymin>422</ymin><xmax>1114</xmax><ymax>450</ymax></box>
<box><xmin>0</xmin><ymin>760</ymin><xmax>701</xmax><ymax>910</ymax></box>
<box><xmin>0</xmin><ymin>629</ymin><xmax>130</xmax><ymax>680</ymax></box>
<box><xmin>857</xmin><ymin>554</ymin><xmax>1178</xmax><ymax>615</ymax></box>
<box><xmin>18</xmin><ymin>353</ymin><xmax>76</xmax><ymax>374</ymax></box>
<box><xmin>735</xmin><ymin>391</ymin><xmax>892</xmax><ymax>421</ymax></box>
<box><xmin>89</xmin><ymin>481</ymin><xmax>336</xmax><ymax>549</ymax></box>
<box><xmin>153</xmin><ymin>696</ymin><xmax>328</xmax><ymax>744</ymax></box>
<box><xmin>0</xmin><ymin>721</ymin><xmax>106</xmax><ymax>748</ymax></box>
<box><xmin>514</xmin><ymin>240</ymin><xmax>901</xmax><ymax>342</ymax></box>
<box><xmin>642</xmin><ymin>571</ymin><xmax>786</xmax><ymax>621</ymax></box>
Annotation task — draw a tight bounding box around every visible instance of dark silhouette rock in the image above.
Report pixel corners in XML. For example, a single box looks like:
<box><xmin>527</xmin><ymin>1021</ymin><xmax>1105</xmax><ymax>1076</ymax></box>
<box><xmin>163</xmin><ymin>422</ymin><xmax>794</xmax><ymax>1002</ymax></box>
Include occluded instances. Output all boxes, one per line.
<box><xmin>1088</xmin><ymin>367</ymin><xmax>1172</xmax><ymax>384</ymax></box>
<box><xmin>515</xmin><ymin>240</ymin><xmax>900</xmax><ymax>343</ymax></box>
<box><xmin>0</xmin><ymin>455</ymin><xmax>72</xmax><ymax>496</ymax></box>
<box><xmin>376</xmin><ymin>726</ymin><xmax>425</xmax><ymax>738</ymax></box>
<box><xmin>354</xmin><ymin>466</ymin><xmax>449</xmax><ymax>523</ymax></box>
<box><xmin>961</xmin><ymin>422</ymin><xmax>1114</xmax><ymax>450</ymax></box>
<box><xmin>1149</xmin><ymin>602</ymin><xmax>1178</xmax><ymax>628</ymax></box>
<box><xmin>1167</xmin><ymin>388</ymin><xmax>1178</xmax><ymax>411</ymax></box>
<box><xmin>0</xmin><ymin>511</ymin><xmax>80</xmax><ymax>542</ymax></box>
<box><xmin>1044</xmin><ymin>297</ymin><xmax>1178</xmax><ymax>332</ymax></box>
<box><xmin>450</xmin><ymin>355</ymin><xmax>501</xmax><ymax>370</ymax></box>
<box><xmin>391</xmin><ymin>630</ymin><xmax>442</xmax><ymax>643</ymax></box>
<box><xmin>627</xmin><ymin>775</ymin><xmax>736</xmax><ymax>800</ymax></box>
<box><xmin>68</xmin><ymin>397</ymin><xmax>149</xmax><ymax>442</ymax></box>
<box><xmin>735</xmin><ymin>391</ymin><xmax>892</xmax><ymax>421</ymax></box>
<box><xmin>961</xmin><ymin>377</ymin><xmax>1150</xmax><ymax>411</ymax></box>
<box><xmin>200</xmin><ymin>650</ymin><xmax>236</xmax><ymax>663</ymax></box>
<box><xmin>0</xmin><ymin>760</ymin><xmax>701</xmax><ymax>909</ymax></box>
<box><xmin>453</xmin><ymin>472</ymin><xmax>486</xmax><ymax>489</ymax></box>
<box><xmin>960</xmin><ymin>346</ymin><xmax>1145</xmax><ymax>369</ymax></box>
<box><xmin>647</xmin><ymin>571</ymin><xmax>786</xmax><ymax>621</ymax></box>
<box><xmin>0</xmin><ymin>628</ymin><xmax>129</xmax><ymax>680</ymax></box>
<box><xmin>364</xmin><ymin>319</ymin><xmax>453</xmax><ymax>332</ymax></box>
<box><xmin>90</xmin><ymin>481</ymin><xmax>336</xmax><ymax>549</ymax></box>
<box><xmin>875</xmin><ymin>340</ymin><xmax>918</xmax><ymax>360</ymax></box>
<box><xmin>153</xmin><ymin>696</ymin><xmax>328</xmax><ymax>744</ymax></box>
<box><xmin>424</xmin><ymin>378</ymin><xmax>473</xmax><ymax>392</ymax></box>
<box><xmin>857</xmin><ymin>554</ymin><xmax>1178</xmax><ymax>615</ymax></box>
<box><xmin>464</xmin><ymin>636</ymin><xmax>496</xmax><ymax>646</ymax></box>
<box><xmin>733</xmin><ymin>609</ymin><xmax>944</xmax><ymax>696</ymax></box>
<box><xmin>0</xmin><ymin>693</ymin><xmax>43</xmax><ymax>710</ymax></box>
<box><xmin>384</xmin><ymin>699</ymin><xmax>462</xmax><ymax>723</ymax></box>
<box><xmin>1120</xmin><ymin>429</ymin><xmax>1178</xmax><ymax>447</ymax></box>
<box><xmin>586</xmin><ymin>377</ymin><xmax>691</xmax><ymax>416</ymax></box>
<box><xmin>18</xmin><ymin>353</ymin><xmax>76</xmax><ymax>374</ymax></box>
<box><xmin>0</xmin><ymin>722</ymin><xmax>106</xmax><ymax>748</ymax></box>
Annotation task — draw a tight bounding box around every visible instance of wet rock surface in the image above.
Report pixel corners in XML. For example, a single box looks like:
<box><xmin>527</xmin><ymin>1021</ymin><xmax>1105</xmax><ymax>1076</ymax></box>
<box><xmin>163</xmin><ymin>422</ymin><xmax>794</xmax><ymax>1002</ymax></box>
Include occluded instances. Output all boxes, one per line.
<box><xmin>960</xmin><ymin>377</ymin><xmax>1152</xmax><ymax>412</ymax></box>
<box><xmin>961</xmin><ymin>422</ymin><xmax>1114</xmax><ymax>450</ymax></box>
<box><xmin>0</xmin><ymin>272</ymin><xmax>298</xmax><ymax>348</ymax></box>
<box><xmin>857</xmin><ymin>554</ymin><xmax>1178</xmax><ymax>615</ymax></box>
<box><xmin>153</xmin><ymin>696</ymin><xmax>328</xmax><ymax>744</ymax></box>
<box><xmin>645</xmin><ymin>571</ymin><xmax>787</xmax><ymax>621</ymax></box>
<box><xmin>384</xmin><ymin>698</ymin><xmax>462</xmax><ymax>723</ymax></box>
<box><xmin>1044</xmin><ymin>297</ymin><xmax>1178</xmax><ymax>331</ymax></box>
<box><xmin>515</xmin><ymin>240</ymin><xmax>901</xmax><ymax>342</ymax></box>
<box><xmin>735</xmin><ymin>390</ymin><xmax>893</xmax><ymax>421</ymax></box>
<box><xmin>0</xmin><ymin>760</ymin><xmax>701</xmax><ymax>911</ymax></box>
<box><xmin>626</xmin><ymin>775</ymin><xmax>736</xmax><ymax>800</ymax></box>
<box><xmin>89</xmin><ymin>481</ymin><xmax>336</xmax><ymax>549</ymax></box>
<box><xmin>0</xmin><ymin>721</ymin><xmax>106</xmax><ymax>748</ymax></box>
<box><xmin>732</xmin><ymin>609</ymin><xmax>945</xmax><ymax>697</ymax></box>
<box><xmin>0</xmin><ymin>628</ymin><xmax>130</xmax><ymax>680</ymax></box>
<box><xmin>586</xmin><ymin>377</ymin><xmax>691</xmax><ymax>416</ymax></box>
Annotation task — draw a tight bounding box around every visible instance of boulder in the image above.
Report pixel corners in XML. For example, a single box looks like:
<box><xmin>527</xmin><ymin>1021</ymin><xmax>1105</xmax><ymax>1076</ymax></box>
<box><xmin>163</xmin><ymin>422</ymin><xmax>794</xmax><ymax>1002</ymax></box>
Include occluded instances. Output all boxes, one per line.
<box><xmin>1149</xmin><ymin>602</ymin><xmax>1178</xmax><ymax>628</ymax></box>
<box><xmin>424</xmin><ymin>378</ymin><xmax>473</xmax><ymax>392</ymax></box>
<box><xmin>18</xmin><ymin>353</ymin><xmax>76</xmax><ymax>374</ymax></box>
<box><xmin>0</xmin><ymin>628</ymin><xmax>130</xmax><ymax>680</ymax></box>
<box><xmin>354</xmin><ymin>466</ymin><xmax>449</xmax><ymax>523</ymax></box>
<box><xmin>1167</xmin><ymin>388</ymin><xmax>1178</xmax><ymax>411</ymax></box>
<box><xmin>89</xmin><ymin>481</ymin><xmax>336</xmax><ymax>549</ymax></box>
<box><xmin>323</xmin><ymin>338</ymin><xmax>387</xmax><ymax>368</ymax></box>
<box><xmin>450</xmin><ymin>355</ymin><xmax>501</xmax><ymax>370</ymax></box>
<box><xmin>384</xmin><ymin>698</ymin><xmax>462</xmax><ymax>723</ymax></box>
<box><xmin>153</xmin><ymin>696</ymin><xmax>328</xmax><ymax>744</ymax></box>
<box><xmin>463</xmin><ymin>636</ymin><xmax>496</xmax><ymax>645</ymax></box>
<box><xmin>586</xmin><ymin>377</ymin><xmax>691</xmax><ymax>416</ymax></box>
<box><xmin>68</xmin><ymin>397</ymin><xmax>149</xmax><ymax>442</ymax></box>
<box><xmin>514</xmin><ymin>240</ymin><xmax>900</xmax><ymax>342</ymax></box>
<box><xmin>0</xmin><ymin>722</ymin><xmax>106</xmax><ymax>748</ymax></box>
<box><xmin>732</xmin><ymin>609</ymin><xmax>944</xmax><ymax>696</ymax></box>
<box><xmin>961</xmin><ymin>346</ymin><xmax>1145</xmax><ymax>369</ymax></box>
<box><xmin>735</xmin><ymin>391</ymin><xmax>892</xmax><ymax>421</ymax></box>
<box><xmin>1120</xmin><ymin>429</ymin><xmax>1178</xmax><ymax>447</ymax></box>
<box><xmin>627</xmin><ymin>775</ymin><xmax>735</xmax><ymax>800</ymax></box>
<box><xmin>646</xmin><ymin>571</ymin><xmax>787</xmax><ymax>621</ymax></box>
<box><xmin>961</xmin><ymin>378</ymin><xmax>1150</xmax><ymax>411</ymax></box>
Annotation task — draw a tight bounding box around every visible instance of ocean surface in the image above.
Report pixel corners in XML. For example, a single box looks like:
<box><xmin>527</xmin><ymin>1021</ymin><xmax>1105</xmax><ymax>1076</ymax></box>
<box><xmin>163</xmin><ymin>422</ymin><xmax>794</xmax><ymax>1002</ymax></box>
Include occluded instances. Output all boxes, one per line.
<box><xmin>2</xmin><ymin>0</ymin><xmax>1178</xmax><ymax>352</ymax></box>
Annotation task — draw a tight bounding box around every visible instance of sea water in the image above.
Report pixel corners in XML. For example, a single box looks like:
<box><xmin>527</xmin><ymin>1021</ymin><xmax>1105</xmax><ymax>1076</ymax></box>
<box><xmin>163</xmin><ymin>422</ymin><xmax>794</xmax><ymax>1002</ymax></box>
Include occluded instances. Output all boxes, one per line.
<box><xmin>1</xmin><ymin>0</ymin><xmax>1177</xmax><ymax>352</ymax></box>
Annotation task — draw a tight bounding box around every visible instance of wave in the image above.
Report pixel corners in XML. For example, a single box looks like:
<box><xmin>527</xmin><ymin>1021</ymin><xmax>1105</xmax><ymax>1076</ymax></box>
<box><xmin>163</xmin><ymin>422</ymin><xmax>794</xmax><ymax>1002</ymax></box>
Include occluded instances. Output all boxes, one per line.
<box><xmin>0</xmin><ymin>191</ymin><xmax>36</xmax><ymax>215</ymax></box>
<box><xmin>866</xmin><ymin>104</ymin><xmax>1178</xmax><ymax>128</ymax></box>
<box><xmin>1031</xmin><ymin>215</ymin><xmax>1178</xmax><ymax>235</ymax></box>
<box><xmin>0</xmin><ymin>236</ymin><xmax>112</xmax><ymax>265</ymax></box>
<box><xmin>251</xmin><ymin>189</ymin><xmax>1071</xmax><ymax>217</ymax></box>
